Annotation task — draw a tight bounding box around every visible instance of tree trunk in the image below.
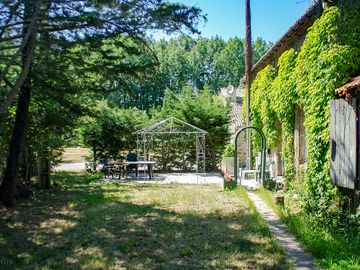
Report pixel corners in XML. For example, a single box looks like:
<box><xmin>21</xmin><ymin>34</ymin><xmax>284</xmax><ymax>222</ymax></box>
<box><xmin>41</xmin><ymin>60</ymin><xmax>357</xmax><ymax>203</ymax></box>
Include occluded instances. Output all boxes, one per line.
<box><xmin>38</xmin><ymin>149</ymin><xmax>51</xmax><ymax>189</ymax></box>
<box><xmin>92</xmin><ymin>144</ymin><xmax>97</xmax><ymax>172</ymax></box>
<box><xmin>211</xmin><ymin>149</ymin><xmax>218</xmax><ymax>171</ymax></box>
<box><xmin>0</xmin><ymin>2</ymin><xmax>37</xmax><ymax>207</ymax></box>
<box><xmin>244</xmin><ymin>0</ymin><xmax>253</xmax><ymax>169</ymax></box>
<box><xmin>19</xmin><ymin>145</ymin><xmax>33</xmax><ymax>185</ymax></box>
<box><xmin>0</xmin><ymin>77</ymin><xmax>32</xmax><ymax>206</ymax></box>
<box><xmin>0</xmin><ymin>1</ymin><xmax>40</xmax><ymax>114</ymax></box>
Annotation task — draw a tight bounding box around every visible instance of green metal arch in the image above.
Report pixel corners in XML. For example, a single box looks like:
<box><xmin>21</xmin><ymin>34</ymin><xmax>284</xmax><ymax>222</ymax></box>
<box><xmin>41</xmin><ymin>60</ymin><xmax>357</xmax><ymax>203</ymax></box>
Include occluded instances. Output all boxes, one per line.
<box><xmin>234</xmin><ymin>126</ymin><xmax>267</xmax><ymax>186</ymax></box>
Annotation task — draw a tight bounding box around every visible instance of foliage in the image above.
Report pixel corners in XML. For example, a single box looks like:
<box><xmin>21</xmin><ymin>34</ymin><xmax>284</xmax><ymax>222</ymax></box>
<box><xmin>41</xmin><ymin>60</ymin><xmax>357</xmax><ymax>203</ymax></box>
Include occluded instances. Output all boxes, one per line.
<box><xmin>250</xmin><ymin>65</ymin><xmax>279</xmax><ymax>151</ymax></box>
<box><xmin>150</xmin><ymin>84</ymin><xmax>230</xmax><ymax>171</ymax></box>
<box><xmin>270</xmin><ymin>49</ymin><xmax>297</xmax><ymax>182</ymax></box>
<box><xmin>250</xmin><ymin>0</ymin><xmax>360</xmax><ymax>222</ymax></box>
<box><xmin>252</xmin><ymin>38</ymin><xmax>273</xmax><ymax>64</ymax></box>
<box><xmin>0</xmin><ymin>111</ymin><xmax>14</xmax><ymax>176</ymax></box>
<box><xmin>0</xmin><ymin>0</ymin><xmax>205</xmax><ymax>112</ymax></box>
<box><xmin>0</xmin><ymin>0</ymin><xmax>205</xmax><ymax>203</ymax></box>
<box><xmin>108</xmin><ymin>36</ymin><xmax>272</xmax><ymax>110</ymax></box>
<box><xmin>294</xmin><ymin>1</ymin><xmax>360</xmax><ymax>221</ymax></box>
<box><xmin>173</xmin><ymin>85</ymin><xmax>230</xmax><ymax>171</ymax></box>
<box><xmin>81</xmin><ymin>101</ymin><xmax>149</xmax><ymax>160</ymax></box>
<box><xmin>188</xmin><ymin>36</ymin><xmax>226</xmax><ymax>91</ymax></box>
<box><xmin>213</xmin><ymin>38</ymin><xmax>245</xmax><ymax>89</ymax></box>
<box><xmin>222</xmin><ymin>143</ymin><xmax>235</xmax><ymax>158</ymax></box>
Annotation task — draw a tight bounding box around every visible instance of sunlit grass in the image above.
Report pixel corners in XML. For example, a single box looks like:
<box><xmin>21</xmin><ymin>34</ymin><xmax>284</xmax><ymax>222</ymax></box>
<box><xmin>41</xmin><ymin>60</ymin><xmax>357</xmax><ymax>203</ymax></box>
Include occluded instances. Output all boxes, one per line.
<box><xmin>257</xmin><ymin>188</ymin><xmax>360</xmax><ymax>270</ymax></box>
<box><xmin>0</xmin><ymin>172</ymin><xmax>292</xmax><ymax>269</ymax></box>
<box><xmin>60</xmin><ymin>147</ymin><xmax>91</xmax><ymax>163</ymax></box>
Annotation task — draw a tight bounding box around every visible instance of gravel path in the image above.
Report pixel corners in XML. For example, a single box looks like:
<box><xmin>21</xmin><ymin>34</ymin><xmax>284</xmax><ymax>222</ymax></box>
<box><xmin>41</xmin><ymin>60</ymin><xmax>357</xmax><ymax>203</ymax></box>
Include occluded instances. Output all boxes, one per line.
<box><xmin>54</xmin><ymin>162</ymin><xmax>86</xmax><ymax>171</ymax></box>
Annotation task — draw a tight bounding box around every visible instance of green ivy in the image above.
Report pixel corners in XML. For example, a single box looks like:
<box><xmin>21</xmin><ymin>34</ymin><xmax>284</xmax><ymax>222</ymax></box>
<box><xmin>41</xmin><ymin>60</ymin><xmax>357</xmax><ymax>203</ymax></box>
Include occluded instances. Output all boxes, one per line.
<box><xmin>250</xmin><ymin>0</ymin><xmax>360</xmax><ymax>222</ymax></box>
<box><xmin>248</xmin><ymin>51</ymin><xmax>296</xmax><ymax>183</ymax></box>
<box><xmin>270</xmin><ymin>49</ymin><xmax>297</xmax><ymax>183</ymax></box>
<box><xmin>250</xmin><ymin>65</ymin><xmax>279</xmax><ymax>151</ymax></box>
<box><xmin>294</xmin><ymin>2</ymin><xmax>360</xmax><ymax>221</ymax></box>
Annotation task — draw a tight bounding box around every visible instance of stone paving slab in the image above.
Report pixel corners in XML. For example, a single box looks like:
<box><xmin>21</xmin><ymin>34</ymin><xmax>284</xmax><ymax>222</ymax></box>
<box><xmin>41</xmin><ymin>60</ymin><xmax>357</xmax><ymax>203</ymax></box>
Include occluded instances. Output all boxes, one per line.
<box><xmin>99</xmin><ymin>172</ymin><xmax>224</xmax><ymax>186</ymax></box>
<box><xmin>247</xmin><ymin>192</ymin><xmax>318</xmax><ymax>270</ymax></box>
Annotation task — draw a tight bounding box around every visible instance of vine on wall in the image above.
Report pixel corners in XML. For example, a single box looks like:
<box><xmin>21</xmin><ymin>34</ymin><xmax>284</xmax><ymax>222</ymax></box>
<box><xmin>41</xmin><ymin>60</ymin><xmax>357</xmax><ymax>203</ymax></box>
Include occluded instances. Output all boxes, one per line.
<box><xmin>271</xmin><ymin>49</ymin><xmax>297</xmax><ymax>183</ymax></box>
<box><xmin>249</xmin><ymin>0</ymin><xmax>360</xmax><ymax>222</ymax></box>
<box><xmin>250</xmin><ymin>65</ymin><xmax>279</xmax><ymax>152</ymax></box>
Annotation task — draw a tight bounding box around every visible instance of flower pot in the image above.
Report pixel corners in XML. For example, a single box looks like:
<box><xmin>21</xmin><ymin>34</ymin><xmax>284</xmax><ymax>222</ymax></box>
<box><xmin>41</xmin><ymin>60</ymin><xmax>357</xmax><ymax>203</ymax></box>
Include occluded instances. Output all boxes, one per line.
<box><xmin>223</xmin><ymin>179</ymin><xmax>237</xmax><ymax>190</ymax></box>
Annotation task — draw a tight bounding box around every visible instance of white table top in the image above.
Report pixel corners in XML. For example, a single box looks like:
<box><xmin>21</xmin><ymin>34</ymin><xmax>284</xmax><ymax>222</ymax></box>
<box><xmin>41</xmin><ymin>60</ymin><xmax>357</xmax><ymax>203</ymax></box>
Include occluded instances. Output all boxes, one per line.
<box><xmin>124</xmin><ymin>161</ymin><xmax>156</xmax><ymax>165</ymax></box>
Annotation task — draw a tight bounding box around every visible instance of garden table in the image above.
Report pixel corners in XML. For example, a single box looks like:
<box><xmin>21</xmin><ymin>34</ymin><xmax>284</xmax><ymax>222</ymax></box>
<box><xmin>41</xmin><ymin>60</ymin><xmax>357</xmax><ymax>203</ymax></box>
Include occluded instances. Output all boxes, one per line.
<box><xmin>124</xmin><ymin>161</ymin><xmax>156</xmax><ymax>179</ymax></box>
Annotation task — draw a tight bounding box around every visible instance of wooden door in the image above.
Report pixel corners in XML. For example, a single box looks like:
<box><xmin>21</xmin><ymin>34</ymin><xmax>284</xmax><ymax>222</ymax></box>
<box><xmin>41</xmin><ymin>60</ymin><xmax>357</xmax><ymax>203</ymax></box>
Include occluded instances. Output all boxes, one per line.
<box><xmin>330</xmin><ymin>99</ymin><xmax>357</xmax><ymax>189</ymax></box>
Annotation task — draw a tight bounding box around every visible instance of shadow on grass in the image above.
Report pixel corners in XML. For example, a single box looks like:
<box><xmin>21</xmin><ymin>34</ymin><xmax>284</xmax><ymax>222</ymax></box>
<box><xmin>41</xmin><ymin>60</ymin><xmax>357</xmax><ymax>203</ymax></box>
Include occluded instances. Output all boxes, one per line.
<box><xmin>0</xmin><ymin>173</ymin><xmax>290</xmax><ymax>269</ymax></box>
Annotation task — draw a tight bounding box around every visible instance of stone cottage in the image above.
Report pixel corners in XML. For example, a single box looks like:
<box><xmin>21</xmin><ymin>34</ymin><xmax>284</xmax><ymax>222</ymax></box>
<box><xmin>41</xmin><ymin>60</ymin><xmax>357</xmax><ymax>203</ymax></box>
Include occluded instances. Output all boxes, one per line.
<box><xmin>248</xmin><ymin>0</ymin><xmax>359</xmax><ymax>208</ymax></box>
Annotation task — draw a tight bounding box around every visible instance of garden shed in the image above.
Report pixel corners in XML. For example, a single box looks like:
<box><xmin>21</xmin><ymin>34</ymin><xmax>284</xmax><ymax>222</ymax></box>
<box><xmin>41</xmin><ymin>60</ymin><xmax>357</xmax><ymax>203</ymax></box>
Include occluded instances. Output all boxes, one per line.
<box><xmin>331</xmin><ymin>75</ymin><xmax>360</xmax><ymax>191</ymax></box>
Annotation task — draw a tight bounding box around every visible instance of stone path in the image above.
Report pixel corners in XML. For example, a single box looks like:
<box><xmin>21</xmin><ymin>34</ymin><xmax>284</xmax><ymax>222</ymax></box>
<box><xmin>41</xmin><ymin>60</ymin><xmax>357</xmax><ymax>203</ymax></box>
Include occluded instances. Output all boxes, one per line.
<box><xmin>247</xmin><ymin>192</ymin><xmax>317</xmax><ymax>270</ymax></box>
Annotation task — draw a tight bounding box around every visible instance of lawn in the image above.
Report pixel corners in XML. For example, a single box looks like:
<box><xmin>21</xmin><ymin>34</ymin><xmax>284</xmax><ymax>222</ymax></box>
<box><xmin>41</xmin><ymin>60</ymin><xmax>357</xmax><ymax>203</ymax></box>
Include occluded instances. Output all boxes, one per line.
<box><xmin>0</xmin><ymin>172</ymin><xmax>291</xmax><ymax>270</ymax></box>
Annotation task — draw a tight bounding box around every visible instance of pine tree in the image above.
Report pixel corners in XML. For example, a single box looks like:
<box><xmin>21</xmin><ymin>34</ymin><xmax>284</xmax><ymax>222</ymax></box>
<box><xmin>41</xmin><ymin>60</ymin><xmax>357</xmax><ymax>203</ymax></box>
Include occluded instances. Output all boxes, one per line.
<box><xmin>0</xmin><ymin>0</ymin><xmax>203</xmax><ymax>206</ymax></box>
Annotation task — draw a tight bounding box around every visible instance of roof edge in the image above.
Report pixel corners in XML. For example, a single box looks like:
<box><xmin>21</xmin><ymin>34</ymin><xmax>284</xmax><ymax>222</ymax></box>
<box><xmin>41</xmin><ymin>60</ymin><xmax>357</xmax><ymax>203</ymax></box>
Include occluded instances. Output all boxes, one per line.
<box><xmin>133</xmin><ymin>117</ymin><xmax>208</xmax><ymax>135</ymax></box>
<box><xmin>335</xmin><ymin>75</ymin><xmax>360</xmax><ymax>100</ymax></box>
<box><xmin>251</xmin><ymin>0</ymin><xmax>322</xmax><ymax>76</ymax></box>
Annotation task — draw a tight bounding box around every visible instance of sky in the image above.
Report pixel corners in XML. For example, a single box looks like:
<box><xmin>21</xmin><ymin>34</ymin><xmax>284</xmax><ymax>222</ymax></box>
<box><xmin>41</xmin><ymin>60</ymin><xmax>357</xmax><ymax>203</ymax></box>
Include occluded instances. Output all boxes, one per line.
<box><xmin>154</xmin><ymin>0</ymin><xmax>315</xmax><ymax>43</ymax></box>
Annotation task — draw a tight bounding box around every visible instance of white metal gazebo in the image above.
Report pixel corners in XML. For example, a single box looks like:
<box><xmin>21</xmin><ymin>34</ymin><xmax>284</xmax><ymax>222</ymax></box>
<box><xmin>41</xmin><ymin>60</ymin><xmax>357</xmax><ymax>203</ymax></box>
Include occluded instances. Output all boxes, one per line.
<box><xmin>133</xmin><ymin>117</ymin><xmax>207</xmax><ymax>172</ymax></box>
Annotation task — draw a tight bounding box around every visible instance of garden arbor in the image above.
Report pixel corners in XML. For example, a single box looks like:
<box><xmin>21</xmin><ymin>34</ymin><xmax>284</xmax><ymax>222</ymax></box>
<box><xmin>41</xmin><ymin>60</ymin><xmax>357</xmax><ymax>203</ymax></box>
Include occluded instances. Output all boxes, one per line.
<box><xmin>133</xmin><ymin>117</ymin><xmax>207</xmax><ymax>172</ymax></box>
<box><xmin>234</xmin><ymin>126</ymin><xmax>266</xmax><ymax>186</ymax></box>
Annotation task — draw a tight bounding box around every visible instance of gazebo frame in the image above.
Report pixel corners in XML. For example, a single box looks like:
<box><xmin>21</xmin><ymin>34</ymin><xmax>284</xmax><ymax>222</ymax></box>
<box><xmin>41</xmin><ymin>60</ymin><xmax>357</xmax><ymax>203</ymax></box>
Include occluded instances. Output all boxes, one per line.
<box><xmin>133</xmin><ymin>117</ymin><xmax>207</xmax><ymax>172</ymax></box>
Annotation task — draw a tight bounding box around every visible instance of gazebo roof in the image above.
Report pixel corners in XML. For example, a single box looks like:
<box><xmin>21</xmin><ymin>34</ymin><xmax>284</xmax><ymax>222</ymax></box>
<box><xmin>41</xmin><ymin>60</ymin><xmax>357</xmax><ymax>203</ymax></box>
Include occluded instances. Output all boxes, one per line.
<box><xmin>133</xmin><ymin>117</ymin><xmax>207</xmax><ymax>135</ymax></box>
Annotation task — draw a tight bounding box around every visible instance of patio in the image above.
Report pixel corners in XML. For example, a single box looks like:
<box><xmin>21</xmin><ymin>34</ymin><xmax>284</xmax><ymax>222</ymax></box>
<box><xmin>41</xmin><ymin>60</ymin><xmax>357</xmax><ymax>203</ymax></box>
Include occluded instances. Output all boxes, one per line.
<box><xmin>98</xmin><ymin>172</ymin><xmax>261</xmax><ymax>190</ymax></box>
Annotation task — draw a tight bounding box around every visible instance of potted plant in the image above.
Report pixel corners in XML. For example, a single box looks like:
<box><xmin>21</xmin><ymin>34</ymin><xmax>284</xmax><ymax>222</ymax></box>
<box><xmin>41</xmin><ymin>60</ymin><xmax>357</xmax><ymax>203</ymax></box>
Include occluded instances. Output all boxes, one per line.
<box><xmin>223</xmin><ymin>172</ymin><xmax>237</xmax><ymax>190</ymax></box>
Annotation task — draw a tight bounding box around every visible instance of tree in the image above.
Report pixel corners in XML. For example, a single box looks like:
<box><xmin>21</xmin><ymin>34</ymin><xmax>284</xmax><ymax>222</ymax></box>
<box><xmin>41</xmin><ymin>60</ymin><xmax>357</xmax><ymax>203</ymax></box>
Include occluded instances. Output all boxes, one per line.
<box><xmin>252</xmin><ymin>37</ymin><xmax>272</xmax><ymax>64</ymax></box>
<box><xmin>0</xmin><ymin>0</ymin><xmax>204</xmax><ymax>207</ymax></box>
<box><xmin>214</xmin><ymin>37</ymin><xmax>245</xmax><ymax>88</ymax></box>
<box><xmin>188</xmin><ymin>36</ymin><xmax>226</xmax><ymax>92</ymax></box>
<box><xmin>157</xmin><ymin>85</ymin><xmax>230</xmax><ymax>171</ymax></box>
<box><xmin>82</xmin><ymin>102</ymin><xmax>149</xmax><ymax>168</ymax></box>
<box><xmin>106</xmin><ymin>36</ymin><xmax>271</xmax><ymax>110</ymax></box>
<box><xmin>244</xmin><ymin>0</ymin><xmax>253</xmax><ymax>169</ymax></box>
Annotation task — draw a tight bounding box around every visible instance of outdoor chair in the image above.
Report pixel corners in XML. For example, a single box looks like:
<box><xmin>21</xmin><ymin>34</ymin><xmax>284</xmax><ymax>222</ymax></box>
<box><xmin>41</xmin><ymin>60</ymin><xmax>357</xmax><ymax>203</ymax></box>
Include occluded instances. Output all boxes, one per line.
<box><xmin>124</xmin><ymin>150</ymin><xmax>138</xmax><ymax>178</ymax></box>
<box><xmin>124</xmin><ymin>163</ymin><xmax>138</xmax><ymax>178</ymax></box>
<box><xmin>101</xmin><ymin>159</ymin><xmax>124</xmax><ymax>179</ymax></box>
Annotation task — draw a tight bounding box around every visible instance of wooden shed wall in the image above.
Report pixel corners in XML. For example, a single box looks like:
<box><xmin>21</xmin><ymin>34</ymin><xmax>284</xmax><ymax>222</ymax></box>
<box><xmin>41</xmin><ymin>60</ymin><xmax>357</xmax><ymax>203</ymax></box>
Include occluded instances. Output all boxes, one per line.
<box><xmin>330</xmin><ymin>98</ymin><xmax>357</xmax><ymax>189</ymax></box>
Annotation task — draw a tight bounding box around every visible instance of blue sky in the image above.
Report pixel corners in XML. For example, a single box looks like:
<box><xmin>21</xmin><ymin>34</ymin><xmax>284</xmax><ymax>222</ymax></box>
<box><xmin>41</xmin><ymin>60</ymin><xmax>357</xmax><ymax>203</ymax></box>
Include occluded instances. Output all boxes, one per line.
<box><xmin>156</xmin><ymin>0</ymin><xmax>315</xmax><ymax>43</ymax></box>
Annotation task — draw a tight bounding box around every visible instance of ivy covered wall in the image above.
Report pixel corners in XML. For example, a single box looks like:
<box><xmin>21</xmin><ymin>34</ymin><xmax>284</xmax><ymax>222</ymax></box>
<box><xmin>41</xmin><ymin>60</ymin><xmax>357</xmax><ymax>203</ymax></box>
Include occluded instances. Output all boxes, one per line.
<box><xmin>248</xmin><ymin>0</ymin><xmax>360</xmax><ymax>220</ymax></box>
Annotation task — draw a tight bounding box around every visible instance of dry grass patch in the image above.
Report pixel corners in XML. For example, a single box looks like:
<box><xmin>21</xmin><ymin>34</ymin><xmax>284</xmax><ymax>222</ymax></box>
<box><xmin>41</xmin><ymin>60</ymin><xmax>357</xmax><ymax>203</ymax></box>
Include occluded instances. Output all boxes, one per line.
<box><xmin>61</xmin><ymin>147</ymin><xmax>91</xmax><ymax>163</ymax></box>
<box><xmin>0</xmin><ymin>172</ymin><xmax>291</xmax><ymax>269</ymax></box>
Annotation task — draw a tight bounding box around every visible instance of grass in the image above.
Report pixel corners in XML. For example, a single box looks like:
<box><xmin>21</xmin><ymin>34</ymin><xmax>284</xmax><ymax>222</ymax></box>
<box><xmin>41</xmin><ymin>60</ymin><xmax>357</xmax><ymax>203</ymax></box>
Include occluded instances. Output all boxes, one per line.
<box><xmin>61</xmin><ymin>147</ymin><xmax>91</xmax><ymax>163</ymax></box>
<box><xmin>257</xmin><ymin>188</ymin><xmax>360</xmax><ymax>270</ymax></box>
<box><xmin>0</xmin><ymin>172</ymin><xmax>292</xmax><ymax>270</ymax></box>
